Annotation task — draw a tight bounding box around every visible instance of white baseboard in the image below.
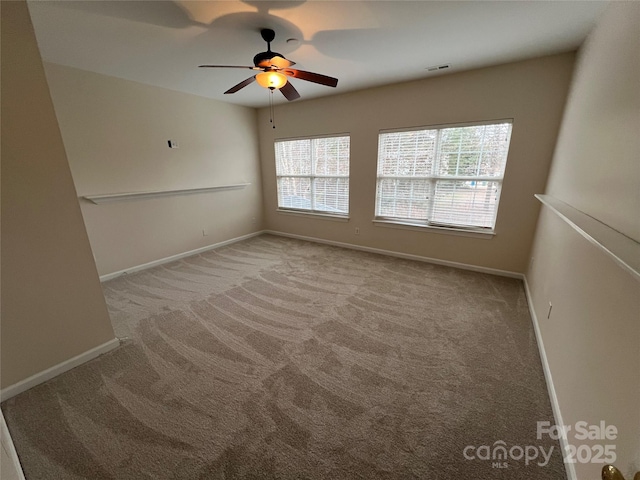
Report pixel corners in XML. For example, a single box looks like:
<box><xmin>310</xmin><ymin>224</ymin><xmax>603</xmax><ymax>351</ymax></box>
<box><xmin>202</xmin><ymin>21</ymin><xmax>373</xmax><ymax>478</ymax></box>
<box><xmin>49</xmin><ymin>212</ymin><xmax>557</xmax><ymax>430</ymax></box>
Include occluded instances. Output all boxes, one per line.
<box><xmin>0</xmin><ymin>338</ymin><xmax>120</xmax><ymax>402</ymax></box>
<box><xmin>1</xmin><ymin>410</ymin><xmax>26</xmax><ymax>480</ymax></box>
<box><xmin>264</xmin><ymin>230</ymin><xmax>524</xmax><ymax>279</ymax></box>
<box><xmin>99</xmin><ymin>230</ymin><xmax>265</xmax><ymax>282</ymax></box>
<box><xmin>523</xmin><ymin>276</ymin><xmax>576</xmax><ymax>480</ymax></box>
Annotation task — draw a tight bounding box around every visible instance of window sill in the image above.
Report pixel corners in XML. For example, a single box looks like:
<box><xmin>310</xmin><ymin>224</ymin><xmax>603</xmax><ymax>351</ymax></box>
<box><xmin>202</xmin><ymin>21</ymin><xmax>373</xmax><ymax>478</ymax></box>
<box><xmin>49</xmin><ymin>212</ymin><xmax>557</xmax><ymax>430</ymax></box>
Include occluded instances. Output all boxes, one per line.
<box><xmin>277</xmin><ymin>209</ymin><xmax>350</xmax><ymax>222</ymax></box>
<box><xmin>372</xmin><ymin>219</ymin><xmax>495</xmax><ymax>239</ymax></box>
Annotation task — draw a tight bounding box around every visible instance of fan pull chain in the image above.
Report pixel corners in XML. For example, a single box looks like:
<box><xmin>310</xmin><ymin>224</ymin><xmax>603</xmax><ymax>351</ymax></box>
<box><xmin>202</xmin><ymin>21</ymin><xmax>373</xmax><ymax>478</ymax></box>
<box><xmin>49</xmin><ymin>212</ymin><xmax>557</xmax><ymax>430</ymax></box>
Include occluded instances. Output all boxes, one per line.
<box><xmin>269</xmin><ymin>88</ymin><xmax>276</xmax><ymax>129</ymax></box>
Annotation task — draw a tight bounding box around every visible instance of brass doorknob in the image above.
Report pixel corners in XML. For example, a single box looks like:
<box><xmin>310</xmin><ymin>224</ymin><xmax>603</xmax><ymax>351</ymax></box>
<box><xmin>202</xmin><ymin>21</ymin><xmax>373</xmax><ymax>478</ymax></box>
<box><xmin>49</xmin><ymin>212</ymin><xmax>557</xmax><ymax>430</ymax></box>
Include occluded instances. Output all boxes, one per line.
<box><xmin>602</xmin><ymin>465</ymin><xmax>640</xmax><ymax>480</ymax></box>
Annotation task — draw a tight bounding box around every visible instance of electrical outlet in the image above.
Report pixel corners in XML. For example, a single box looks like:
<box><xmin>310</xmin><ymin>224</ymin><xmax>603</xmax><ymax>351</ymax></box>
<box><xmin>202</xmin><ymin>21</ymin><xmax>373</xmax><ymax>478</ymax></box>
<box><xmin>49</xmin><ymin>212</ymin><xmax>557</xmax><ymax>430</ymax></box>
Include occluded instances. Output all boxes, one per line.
<box><xmin>168</xmin><ymin>140</ymin><xmax>179</xmax><ymax>149</ymax></box>
<box><xmin>202</xmin><ymin>229</ymin><xmax>208</xmax><ymax>237</ymax></box>
<box><xmin>355</xmin><ymin>227</ymin><xmax>360</xmax><ymax>235</ymax></box>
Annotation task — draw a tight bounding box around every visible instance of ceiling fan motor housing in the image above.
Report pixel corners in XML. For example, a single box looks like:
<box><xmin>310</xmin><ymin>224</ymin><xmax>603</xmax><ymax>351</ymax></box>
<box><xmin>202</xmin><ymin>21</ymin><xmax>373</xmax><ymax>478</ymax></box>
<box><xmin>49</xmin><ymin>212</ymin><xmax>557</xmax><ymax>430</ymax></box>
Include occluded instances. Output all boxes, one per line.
<box><xmin>253</xmin><ymin>50</ymin><xmax>285</xmax><ymax>68</ymax></box>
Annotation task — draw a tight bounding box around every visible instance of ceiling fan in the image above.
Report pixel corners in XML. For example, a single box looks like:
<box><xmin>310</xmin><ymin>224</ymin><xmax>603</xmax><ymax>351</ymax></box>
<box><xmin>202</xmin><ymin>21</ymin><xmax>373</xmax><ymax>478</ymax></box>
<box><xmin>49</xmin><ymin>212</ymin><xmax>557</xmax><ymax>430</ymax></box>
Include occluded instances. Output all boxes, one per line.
<box><xmin>199</xmin><ymin>28</ymin><xmax>338</xmax><ymax>101</ymax></box>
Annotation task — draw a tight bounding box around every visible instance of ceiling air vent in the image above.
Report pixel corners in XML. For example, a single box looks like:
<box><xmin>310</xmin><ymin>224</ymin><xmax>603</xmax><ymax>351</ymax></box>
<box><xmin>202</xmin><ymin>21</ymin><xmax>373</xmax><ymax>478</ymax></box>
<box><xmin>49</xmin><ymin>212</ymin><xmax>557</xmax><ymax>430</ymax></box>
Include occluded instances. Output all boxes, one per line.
<box><xmin>426</xmin><ymin>64</ymin><xmax>450</xmax><ymax>72</ymax></box>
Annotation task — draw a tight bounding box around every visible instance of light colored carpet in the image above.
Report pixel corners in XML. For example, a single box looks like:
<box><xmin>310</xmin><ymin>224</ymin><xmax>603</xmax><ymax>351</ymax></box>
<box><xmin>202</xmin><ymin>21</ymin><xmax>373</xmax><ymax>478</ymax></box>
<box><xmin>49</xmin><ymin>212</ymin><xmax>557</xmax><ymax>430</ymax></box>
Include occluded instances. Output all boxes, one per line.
<box><xmin>2</xmin><ymin>234</ymin><xmax>566</xmax><ymax>479</ymax></box>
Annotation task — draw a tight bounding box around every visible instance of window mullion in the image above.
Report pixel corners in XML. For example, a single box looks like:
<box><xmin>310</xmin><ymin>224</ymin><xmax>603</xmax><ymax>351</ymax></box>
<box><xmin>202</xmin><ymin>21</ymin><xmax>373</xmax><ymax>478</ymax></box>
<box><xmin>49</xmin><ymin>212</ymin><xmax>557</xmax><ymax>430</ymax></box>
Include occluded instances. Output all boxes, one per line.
<box><xmin>476</xmin><ymin>125</ymin><xmax>487</xmax><ymax>177</ymax></box>
<box><xmin>393</xmin><ymin>176</ymin><xmax>399</xmax><ymax>217</ymax></box>
<box><xmin>412</xmin><ymin>133</ymin><xmax>419</xmax><ymax>177</ymax></box>
<box><xmin>427</xmin><ymin>129</ymin><xmax>441</xmax><ymax>223</ymax></box>
<box><xmin>489</xmin><ymin>179</ymin><xmax>503</xmax><ymax>228</ymax></box>
<box><xmin>455</xmin><ymin>130</ymin><xmax>462</xmax><ymax>176</ymax></box>
<box><xmin>309</xmin><ymin>139</ymin><xmax>316</xmax><ymax>210</ymax></box>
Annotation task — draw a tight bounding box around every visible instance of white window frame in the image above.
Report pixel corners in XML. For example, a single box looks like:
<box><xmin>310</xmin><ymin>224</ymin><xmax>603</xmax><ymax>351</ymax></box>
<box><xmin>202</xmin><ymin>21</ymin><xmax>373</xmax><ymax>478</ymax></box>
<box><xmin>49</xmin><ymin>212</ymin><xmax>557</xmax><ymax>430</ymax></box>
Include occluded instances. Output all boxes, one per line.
<box><xmin>374</xmin><ymin>119</ymin><xmax>513</xmax><ymax>234</ymax></box>
<box><xmin>275</xmin><ymin>134</ymin><xmax>350</xmax><ymax>218</ymax></box>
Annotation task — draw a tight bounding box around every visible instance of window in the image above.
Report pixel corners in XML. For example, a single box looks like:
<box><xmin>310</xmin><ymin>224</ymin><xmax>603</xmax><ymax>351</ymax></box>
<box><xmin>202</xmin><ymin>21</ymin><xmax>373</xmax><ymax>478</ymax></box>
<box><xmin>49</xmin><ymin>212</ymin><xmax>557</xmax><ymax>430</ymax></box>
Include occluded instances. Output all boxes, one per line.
<box><xmin>375</xmin><ymin>121</ymin><xmax>512</xmax><ymax>231</ymax></box>
<box><xmin>275</xmin><ymin>135</ymin><xmax>350</xmax><ymax>216</ymax></box>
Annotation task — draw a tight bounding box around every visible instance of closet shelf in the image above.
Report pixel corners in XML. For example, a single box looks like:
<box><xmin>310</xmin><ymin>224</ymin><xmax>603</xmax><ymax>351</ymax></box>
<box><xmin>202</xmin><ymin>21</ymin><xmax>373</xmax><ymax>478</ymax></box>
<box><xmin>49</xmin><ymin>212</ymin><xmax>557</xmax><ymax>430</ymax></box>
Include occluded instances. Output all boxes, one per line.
<box><xmin>84</xmin><ymin>183</ymin><xmax>250</xmax><ymax>204</ymax></box>
<box><xmin>536</xmin><ymin>194</ymin><xmax>640</xmax><ymax>281</ymax></box>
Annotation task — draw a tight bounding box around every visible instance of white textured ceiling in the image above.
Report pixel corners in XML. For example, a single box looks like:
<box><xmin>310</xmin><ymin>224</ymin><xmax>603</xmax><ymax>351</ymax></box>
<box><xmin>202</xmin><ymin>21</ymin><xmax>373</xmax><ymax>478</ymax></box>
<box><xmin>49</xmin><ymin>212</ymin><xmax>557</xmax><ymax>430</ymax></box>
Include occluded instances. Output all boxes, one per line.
<box><xmin>27</xmin><ymin>0</ymin><xmax>607</xmax><ymax>108</ymax></box>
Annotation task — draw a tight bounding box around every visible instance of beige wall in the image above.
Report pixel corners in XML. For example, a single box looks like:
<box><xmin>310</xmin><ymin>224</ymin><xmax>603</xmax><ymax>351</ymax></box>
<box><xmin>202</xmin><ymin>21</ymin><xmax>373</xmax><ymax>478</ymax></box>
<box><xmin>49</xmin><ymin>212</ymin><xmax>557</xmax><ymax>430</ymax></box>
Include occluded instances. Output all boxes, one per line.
<box><xmin>1</xmin><ymin>0</ymin><xmax>116</xmax><ymax>388</ymax></box>
<box><xmin>545</xmin><ymin>6</ymin><xmax>640</xmax><ymax>242</ymax></box>
<box><xmin>527</xmin><ymin>4</ymin><xmax>640</xmax><ymax>479</ymax></box>
<box><xmin>43</xmin><ymin>63</ymin><xmax>263</xmax><ymax>276</ymax></box>
<box><xmin>257</xmin><ymin>53</ymin><xmax>576</xmax><ymax>274</ymax></box>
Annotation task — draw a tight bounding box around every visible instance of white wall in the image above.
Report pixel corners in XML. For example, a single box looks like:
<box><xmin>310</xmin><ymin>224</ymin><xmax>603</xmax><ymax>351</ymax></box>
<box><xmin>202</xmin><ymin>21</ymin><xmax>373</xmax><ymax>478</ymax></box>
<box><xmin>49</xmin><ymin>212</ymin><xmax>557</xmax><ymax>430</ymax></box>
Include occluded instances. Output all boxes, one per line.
<box><xmin>258</xmin><ymin>53</ymin><xmax>576</xmax><ymax>274</ymax></box>
<box><xmin>527</xmin><ymin>4</ymin><xmax>640</xmax><ymax>479</ymax></box>
<box><xmin>44</xmin><ymin>63</ymin><xmax>264</xmax><ymax>276</ymax></box>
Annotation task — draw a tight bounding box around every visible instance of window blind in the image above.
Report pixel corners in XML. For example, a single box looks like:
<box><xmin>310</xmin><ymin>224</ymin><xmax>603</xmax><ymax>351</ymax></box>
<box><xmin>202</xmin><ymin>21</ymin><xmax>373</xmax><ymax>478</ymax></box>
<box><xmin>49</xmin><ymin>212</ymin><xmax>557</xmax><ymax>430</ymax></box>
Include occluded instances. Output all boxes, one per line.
<box><xmin>275</xmin><ymin>136</ymin><xmax>350</xmax><ymax>215</ymax></box>
<box><xmin>376</xmin><ymin>122</ymin><xmax>512</xmax><ymax>230</ymax></box>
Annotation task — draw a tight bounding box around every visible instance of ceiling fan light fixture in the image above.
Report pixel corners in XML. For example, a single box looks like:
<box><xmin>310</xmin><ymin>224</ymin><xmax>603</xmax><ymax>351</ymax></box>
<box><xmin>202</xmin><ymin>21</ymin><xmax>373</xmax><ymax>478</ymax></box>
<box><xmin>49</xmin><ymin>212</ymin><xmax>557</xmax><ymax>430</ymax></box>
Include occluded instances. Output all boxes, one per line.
<box><xmin>256</xmin><ymin>71</ymin><xmax>287</xmax><ymax>90</ymax></box>
<box><xmin>199</xmin><ymin>29</ymin><xmax>337</xmax><ymax>102</ymax></box>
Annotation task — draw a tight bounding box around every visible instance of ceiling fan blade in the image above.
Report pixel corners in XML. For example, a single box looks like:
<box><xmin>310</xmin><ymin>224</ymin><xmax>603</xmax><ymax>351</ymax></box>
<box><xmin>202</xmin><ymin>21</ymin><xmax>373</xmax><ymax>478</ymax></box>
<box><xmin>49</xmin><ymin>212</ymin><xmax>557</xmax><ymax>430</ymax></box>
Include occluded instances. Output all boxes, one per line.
<box><xmin>280</xmin><ymin>81</ymin><xmax>301</xmax><ymax>101</ymax></box>
<box><xmin>283</xmin><ymin>69</ymin><xmax>338</xmax><ymax>87</ymax></box>
<box><xmin>270</xmin><ymin>55</ymin><xmax>296</xmax><ymax>69</ymax></box>
<box><xmin>224</xmin><ymin>76</ymin><xmax>256</xmax><ymax>94</ymax></box>
<box><xmin>199</xmin><ymin>65</ymin><xmax>260</xmax><ymax>70</ymax></box>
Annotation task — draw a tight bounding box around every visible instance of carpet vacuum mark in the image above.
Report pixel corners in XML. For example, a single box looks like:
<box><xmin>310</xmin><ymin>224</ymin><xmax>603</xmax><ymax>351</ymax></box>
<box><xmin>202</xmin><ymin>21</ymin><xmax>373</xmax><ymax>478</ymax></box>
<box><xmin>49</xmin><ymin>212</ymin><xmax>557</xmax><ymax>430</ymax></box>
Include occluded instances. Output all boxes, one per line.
<box><xmin>2</xmin><ymin>235</ymin><xmax>566</xmax><ymax>479</ymax></box>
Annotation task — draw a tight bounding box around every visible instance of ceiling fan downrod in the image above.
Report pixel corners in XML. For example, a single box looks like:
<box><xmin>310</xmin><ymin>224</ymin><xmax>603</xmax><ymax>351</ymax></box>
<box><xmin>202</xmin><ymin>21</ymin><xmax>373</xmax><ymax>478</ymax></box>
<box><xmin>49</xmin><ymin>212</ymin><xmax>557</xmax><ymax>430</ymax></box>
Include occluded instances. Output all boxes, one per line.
<box><xmin>254</xmin><ymin>29</ymin><xmax>281</xmax><ymax>69</ymax></box>
<box><xmin>261</xmin><ymin>29</ymin><xmax>275</xmax><ymax>51</ymax></box>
